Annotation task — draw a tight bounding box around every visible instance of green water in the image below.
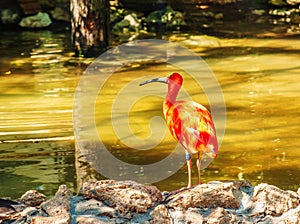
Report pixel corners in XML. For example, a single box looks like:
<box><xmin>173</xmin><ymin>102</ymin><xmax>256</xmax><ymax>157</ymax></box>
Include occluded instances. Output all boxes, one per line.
<box><xmin>0</xmin><ymin>29</ymin><xmax>299</xmax><ymax>199</ymax></box>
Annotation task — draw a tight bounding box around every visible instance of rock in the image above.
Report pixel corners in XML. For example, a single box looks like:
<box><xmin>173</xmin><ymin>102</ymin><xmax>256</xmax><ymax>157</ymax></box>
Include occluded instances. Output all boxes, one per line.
<box><xmin>79</xmin><ymin>179</ymin><xmax>162</xmax><ymax>215</ymax></box>
<box><xmin>275</xmin><ymin>204</ymin><xmax>300</xmax><ymax>223</ymax></box>
<box><xmin>19</xmin><ymin>12</ymin><xmax>52</xmax><ymax>28</ymax></box>
<box><xmin>75</xmin><ymin>198</ymin><xmax>116</xmax><ymax>217</ymax></box>
<box><xmin>123</xmin><ymin>14</ymin><xmax>140</xmax><ymax>28</ymax></box>
<box><xmin>150</xmin><ymin>204</ymin><xmax>171</xmax><ymax>224</ymax></box>
<box><xmin>19</xmin><ymin>190</ymin><xmax>46</xmax><ymax>207</ymax></box>
<box><xmin>286</xmin><ymin>0</ymin><xmax>300</xmax><ymax>5</ymax></box>
<box><xmin>1</xmin><ymin>9</ymin><xmax>20</xmax><ymax>24</ymax></box>
<box><xmin>170</xmin><ymin>209</ymin><xmax>204</xmax><ymax>223</ymax></box>
<box><xmin>31</xmin><ymin>215</ymin><xmax>70</xmax><ymax>224</ymax></box>
<box><xmin>0</xmin><ymin>198</ymin><xmax>26</xmax><ymax>222</ymax></box>
<box><xmin>41</xmin><ymin>185</ymin><xmax>72</xmax><ymax>217</ymax></box>
<box><xmin>166</xmin><ymin>181</ymin><xmax>246</xmax><ymax>210</ymax></box>
<box><xmin>0</xmin><ymin>207</ymin><xmax>15</xmax><ymax>220</ymax></box>
<box><xmin>1</xmin><ymin>180</ymin><xmax>300</xmax><ymax>223</ymax></box>
<box><xmin>251</xmin><ymin>183</ymin><xmax>300</xmax><ymax>216</ymax></box>
<box><xmin>51</xmin><ymin>5</ymin><xmax>70</xmax><ymax>22</ymax></box>
<box><xmin>76</xmin><ymin>216</ymin><xmax>113</xmax><ymax>224</ymax></box>
<box><xmin>145</xmin><ymin>6</ymin><xmax>186</xmax><ymax>29</ymax></box>
<box><xmin>19</xmin><ymin>206</ymin><xmax>40</xmax><ymax>218</ymax></box>
<box><xmin>112</xmin><ymin>13</ymin><xmax>140</xmax><ymax>34</ymax></box>
<box><xmin>206</xmin><ymin>207</ymin><xmax>239</xmax><ymax>224</ymax></box>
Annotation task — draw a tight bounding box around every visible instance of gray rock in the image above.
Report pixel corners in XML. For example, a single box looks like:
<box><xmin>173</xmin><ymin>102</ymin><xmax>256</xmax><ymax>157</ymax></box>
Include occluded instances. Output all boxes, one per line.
<box><xmin>41</xmin><ymin>184</ymin><xmax>72</xmax><ymax>217</ymax></box>
<box><xmin>170</xmin><ymin>209</ymin><xmax>204</xmax><ymax>224</ymax></box>
<box><xmin>76</xmin><ymin>216</ymin><xmax>114</xmax><ymax>224</ymax></box>
<box><xmin>19</xmin><ymin>189</ymin><xmax>46</xmax><ymax>207</ymax></box>
<box><xmin>150</xmin><ymin>204</ymin><xmax>171</xmax><ymax>224</ymax></box>
<box><xmin>31</xmin><ymin>215</ymin><xmax>70</xmax><ymax>223</ymax></box>
<box><xmin>275</xmin><ymin>205</ymin><xmax>300</xmax><ymax>223</ymax></box>
<box><xmin>79</xmin><ymin>179</ymin><xmax>162</xmax><ymax>215</ymax></box>
<box><xmin>251</xmin><ymin>183</ymin><xmax>300</xmax><ymax>216</ymax></box>
<box><xmin>75</xmin><ymin>198</ymin><xmax>116</xmax><ymax>217</ymax></box>
<box><xmin>206</xmin><ymin>207</ymin><xmax>239</xmax><ymax>224</ymax></box>
<box><xmin>166</xmin><ymin>181</ymin><xmax>244</xmax><ymax>210</ymax></box>
<box><xmin>2</xmin><ymin>180</ymin><xmax>300</xmax><ymax>224</ymax></box>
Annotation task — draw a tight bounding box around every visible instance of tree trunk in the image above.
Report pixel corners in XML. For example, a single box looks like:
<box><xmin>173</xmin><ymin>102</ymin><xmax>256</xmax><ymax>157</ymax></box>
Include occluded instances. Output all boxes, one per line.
<box><xmin>70</xmin><ymin>0</ymin><xmax>110</xmax><ymax>57</ymax></box>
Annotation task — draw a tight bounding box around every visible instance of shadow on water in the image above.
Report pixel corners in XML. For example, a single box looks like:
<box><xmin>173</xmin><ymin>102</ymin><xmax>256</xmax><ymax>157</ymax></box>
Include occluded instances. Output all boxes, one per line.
<box><xmin>201</xmin><ymin>46</ymin><xmax>300</xmax><ymax>59</ymax></box>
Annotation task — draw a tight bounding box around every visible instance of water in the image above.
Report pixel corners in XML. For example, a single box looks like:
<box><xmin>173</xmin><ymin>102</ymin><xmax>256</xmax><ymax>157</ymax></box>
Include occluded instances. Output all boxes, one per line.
<box><xmin>204</xmin><ymin>38</ymin><xmax>300</xmax><ymax>190</ymax></box>
<box><xmin>0</xmin><ymin>29</ymin><xmax>82</xmax><ymax>197</ymax></box>
<box><xmin>0</xmin><ymin>28</ymin><xmax>299</xmax><ymax>199</ymax></box>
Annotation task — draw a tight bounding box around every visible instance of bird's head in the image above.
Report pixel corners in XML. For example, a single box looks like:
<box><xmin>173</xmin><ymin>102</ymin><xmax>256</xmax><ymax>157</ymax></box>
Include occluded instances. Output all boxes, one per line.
<box><xmin>139</xmin><ymin>72</ymin><xmax>183</xmax><ymax>87</ymax></box>
<box><xmin>140</xmin><ymin>73</ymin><xmax>183</xmax><ymax>103</ymax></box>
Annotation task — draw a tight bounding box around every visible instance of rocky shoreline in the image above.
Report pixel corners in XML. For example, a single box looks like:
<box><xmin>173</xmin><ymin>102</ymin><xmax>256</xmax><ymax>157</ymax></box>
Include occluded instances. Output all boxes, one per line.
<box><xmin>1</xmin><ymin>179</ymin><xmax>300</xmax><ymax>223</ymax></box>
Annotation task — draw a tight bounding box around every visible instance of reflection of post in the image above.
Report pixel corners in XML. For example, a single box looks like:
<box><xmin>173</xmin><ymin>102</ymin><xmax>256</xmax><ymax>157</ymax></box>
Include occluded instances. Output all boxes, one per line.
<box><xmin>70</xmin><ymin>0</ymin><xmax>110</xmax><ymax>57</ymax></box>
<box><xmin>75</xmin><ymin>141</ymin><xmax>104</xmax><ymax>190</ymax></box>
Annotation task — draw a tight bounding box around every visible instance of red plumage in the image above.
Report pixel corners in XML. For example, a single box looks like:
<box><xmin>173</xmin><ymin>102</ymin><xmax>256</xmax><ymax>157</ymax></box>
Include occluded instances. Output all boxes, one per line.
<box><xmin>140</xmin><ymin>72</ymin><xmax>218</xmax><ymax>188</ymax></box>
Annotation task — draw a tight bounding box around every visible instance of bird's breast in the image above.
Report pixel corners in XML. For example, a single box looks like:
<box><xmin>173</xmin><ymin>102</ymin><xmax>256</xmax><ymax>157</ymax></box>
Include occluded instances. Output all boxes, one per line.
<box><xmin>163</xmin><ymin>100</ymin><xmax>218</xmax><ymax>156</ymax></box>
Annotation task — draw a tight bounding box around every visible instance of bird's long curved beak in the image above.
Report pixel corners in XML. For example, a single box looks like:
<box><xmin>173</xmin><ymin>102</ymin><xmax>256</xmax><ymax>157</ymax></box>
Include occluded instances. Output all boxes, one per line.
<box><xmin>139</xmin><ymin>77</ymin><xmax>168</xmax><ymax>86</ymax></box>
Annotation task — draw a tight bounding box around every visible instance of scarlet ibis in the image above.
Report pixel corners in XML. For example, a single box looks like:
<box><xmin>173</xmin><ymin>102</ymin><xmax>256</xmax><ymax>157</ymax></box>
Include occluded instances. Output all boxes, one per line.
<box><xmin>140</xmin><ymin>72</ymin><xmax>218</xmax><ymax>188</ymax></box>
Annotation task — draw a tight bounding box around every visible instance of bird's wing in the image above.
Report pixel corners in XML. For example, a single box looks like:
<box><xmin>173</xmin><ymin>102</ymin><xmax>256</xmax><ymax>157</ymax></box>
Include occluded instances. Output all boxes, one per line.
<box><xmin>166</xmin><ymin>101</ymin><xmax>218</xmax><ymax>157</ymax></box>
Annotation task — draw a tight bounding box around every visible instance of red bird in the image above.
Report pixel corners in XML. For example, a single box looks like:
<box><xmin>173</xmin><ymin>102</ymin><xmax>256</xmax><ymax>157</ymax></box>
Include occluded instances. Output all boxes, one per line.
<box><xmin>140</xmin><ymin>72</ymin><xmax>218</xmax><ymax>188</ymax></box>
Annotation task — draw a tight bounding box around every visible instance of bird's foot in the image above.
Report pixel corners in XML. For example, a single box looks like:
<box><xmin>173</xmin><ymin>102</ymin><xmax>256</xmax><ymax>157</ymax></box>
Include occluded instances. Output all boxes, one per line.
<box><xmin>163</xmin><ymin>186</ymin><xmax>190</xmax><ymax>201</ymax></box>
<box><xmin>175</xmin><ymin>186</ymin><xmax>189</xmax><ymax>192</ymax></box>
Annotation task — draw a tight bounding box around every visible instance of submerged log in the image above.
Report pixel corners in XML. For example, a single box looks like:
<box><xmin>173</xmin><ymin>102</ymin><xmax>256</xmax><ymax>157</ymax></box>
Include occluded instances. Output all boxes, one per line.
<box><xmin>1</xmin><ymin>180</ymin><xmax>300</xmax><ymax>223</ymax></box>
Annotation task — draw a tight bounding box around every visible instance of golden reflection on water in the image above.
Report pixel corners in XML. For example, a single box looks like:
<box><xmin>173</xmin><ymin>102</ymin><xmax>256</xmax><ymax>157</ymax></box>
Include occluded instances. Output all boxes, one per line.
<box><xmin>93</xmin><ymin>37</ymin><xmax>300</xmax><ymax>190</ymax></box>
<box><xmin>0</xmin><ymin>30</ymin><xmax>81</xmax><ymax>197</ymax></box>
<box><xmin>206</xmin><ymin>38</ymin><xmax>300</xmax><ymax>189</ymax></box>
<box><xmin>0</xmin><ymin>31</ymin><xmax>300</xmax><ymax>198</ymax></box>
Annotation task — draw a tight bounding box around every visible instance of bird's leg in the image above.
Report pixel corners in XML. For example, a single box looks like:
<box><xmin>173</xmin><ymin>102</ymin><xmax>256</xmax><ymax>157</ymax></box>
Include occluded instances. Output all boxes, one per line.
<box><xmin>186</xmin><ymin>152</ymin><xmax>192</xmax><ymax>188</ymax></box>
<box><xmin>196</xmin><ymin>151</ymin><xmax>201</xmax><ymax>185</ymax></box>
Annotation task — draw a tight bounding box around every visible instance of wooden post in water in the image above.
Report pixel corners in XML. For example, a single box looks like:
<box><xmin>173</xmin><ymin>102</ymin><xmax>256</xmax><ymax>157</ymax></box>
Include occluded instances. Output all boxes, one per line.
<box><xmin>70</xmin><ymin>0</ymin><xmax>110</xmax><ymax>57</ymax></box>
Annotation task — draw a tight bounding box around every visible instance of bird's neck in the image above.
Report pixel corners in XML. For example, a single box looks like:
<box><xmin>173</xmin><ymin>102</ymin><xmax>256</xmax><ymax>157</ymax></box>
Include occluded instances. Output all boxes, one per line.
<box><xmin>163</xmin><ymin>85</ymin><xmax>180</xmax><ymax>117</ymax></box>
<box><xmin>167</xmin><ymin>84</ymin><xmax>180</xmax><ymax>103</ymax></box>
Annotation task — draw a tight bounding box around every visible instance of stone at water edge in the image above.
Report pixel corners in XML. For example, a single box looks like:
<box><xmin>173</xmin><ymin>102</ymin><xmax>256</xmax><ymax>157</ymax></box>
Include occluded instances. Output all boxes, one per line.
<box><xmin>166</xmin><ymin>180</ymin><xmax>252</xmax><ymax>210</ymax></box>
<box><xmin>150</xmin><ymin>204</ymin><xmax>171</xmax><ymax>224</ymax></box>
<box><xmin>19</xmin><ymin>190</ymin><xmax>46</xmax><ymax>207</ymax></box>
<box><xmin>251</xmin><ymin>183</ymin><xmax>300</xmax><ymax>216</ymax></box>
<box><xmin>78</xmin><ymin>179</ymin><xmax>162</xmax><ymax>216</ymax></box>
<box><xmin>40</xmin><ymin>185</ymin><xmax>72</xmax><ymax>217</ymax></box>
<box><xmin>1</xmin><ymin>179</ymin><xmax>300</xmax><ymax>224</ymax></box>
<box><xmin>19</xmin><ymin>12</ymin><xmax>52</xmax><ymax>28</ymax></box>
